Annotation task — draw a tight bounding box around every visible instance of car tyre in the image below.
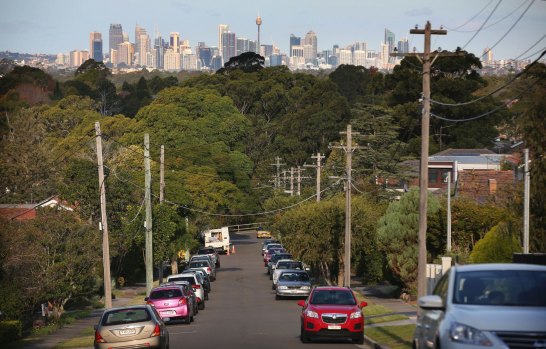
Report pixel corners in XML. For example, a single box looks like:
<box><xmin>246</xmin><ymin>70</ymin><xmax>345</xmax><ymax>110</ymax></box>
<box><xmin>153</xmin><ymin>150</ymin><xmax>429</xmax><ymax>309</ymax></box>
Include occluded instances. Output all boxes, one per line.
<box><xmin>300</xmin><ymin>325</ymin><xmax>310</xmax><ymax>343</ymax></box>
<box><xmin>183</xmin><ymin>314</ymin><xmax>191</xmax><ymax>324</ymax></box>
<box><xmin>198</xmin><ymin>301</ymin><xmax>205</xmax><ymax>310</ymax></box>
<box><xmin>205</xmin><ymin>293</ymin><xmax>209</xmax><ymax>301</ymax></box>
<box><xmin>353</xmin><ymin>332</ymin><xmax>364</xmax><ymax>344</ymax></box>
<box><xmin>272</xmin><ymin>284</ymin><xmax>276</xmax><ymax>290</ymax></box>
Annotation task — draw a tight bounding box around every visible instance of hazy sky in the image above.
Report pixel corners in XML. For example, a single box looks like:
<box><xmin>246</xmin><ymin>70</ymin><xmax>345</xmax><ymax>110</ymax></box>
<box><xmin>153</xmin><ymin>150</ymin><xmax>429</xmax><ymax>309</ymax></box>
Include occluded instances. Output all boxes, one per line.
<box><xmin>2</xmin><ymin>0</ymin><xmax>545</xmax><ymax>60</ymax></box>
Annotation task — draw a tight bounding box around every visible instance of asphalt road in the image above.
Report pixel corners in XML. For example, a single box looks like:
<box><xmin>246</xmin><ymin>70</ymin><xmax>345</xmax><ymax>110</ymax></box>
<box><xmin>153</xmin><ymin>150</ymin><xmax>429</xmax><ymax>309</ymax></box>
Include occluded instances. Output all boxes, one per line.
<box><xmin>167</xmin><ymin>230</ymin><xmax>368</xmax><ymax>349</ymax></box>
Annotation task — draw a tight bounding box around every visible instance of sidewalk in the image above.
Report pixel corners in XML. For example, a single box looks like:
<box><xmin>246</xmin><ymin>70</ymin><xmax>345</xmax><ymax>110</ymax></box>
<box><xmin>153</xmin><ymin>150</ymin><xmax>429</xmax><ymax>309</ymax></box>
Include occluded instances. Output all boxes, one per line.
<box><xmin>17</xmin><ymin>285</ymin><xmax>146</xmax><ymax>349</ymax></box>
<box><xmin>353</xmin><ymin>284</ymin><xmax>418</xmax><ymax>349</ymax></box>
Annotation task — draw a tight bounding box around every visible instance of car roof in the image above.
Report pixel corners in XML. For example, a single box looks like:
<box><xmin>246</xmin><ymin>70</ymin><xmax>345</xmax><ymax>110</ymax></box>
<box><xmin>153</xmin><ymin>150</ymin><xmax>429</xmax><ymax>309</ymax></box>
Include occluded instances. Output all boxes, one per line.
<box><xmin>151</xmin><ymin>285</ymin><xmax>183</xmax><ymax>291</ymax></box>
<box><xmin>276</xmin><ymin>259</ymin><xmax>296</xmax><ymax>264</ymax></box>
<box><xmin>452</xmin><ymin>263</ymin><xmax>546</xmax><ymax>272</ymax></box>
<box><xmin>313</xmin><ymin>286</ymin><xmax>352</xmax><ymax>291</ymax></box>
<box><xmin>103</xmin><ymin>304</ymin><xmax>150</xmax><ymax>313</ymax></box>
<box><xmin>279</xmin><ymin>269</ymin><xmax>308</xmax><ymax>274</ymax></box>
<box><xmin>169</xmin><ymin>272</ymin><xmax>197</xmax><ymax>278</ymax></box>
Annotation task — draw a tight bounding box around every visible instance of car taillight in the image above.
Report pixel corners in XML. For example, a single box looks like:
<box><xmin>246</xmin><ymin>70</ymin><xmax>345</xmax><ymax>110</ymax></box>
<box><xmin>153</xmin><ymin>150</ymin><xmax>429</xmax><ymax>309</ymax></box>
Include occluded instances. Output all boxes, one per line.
<box><xmin>146</xmin><ymin>300</ymin><xmax>154</xmax><ymax>306</ymax></box>
<box><xmin>207</xmin><ymin>267</ymin><xmax>211</xmax><ymax>272</ymax></box>
<box><xmin>94</xmin><ymin>330</ymin><xmax>106</xmax><ymax>343</ymax></box>
<box><xmin>178</xmin><ymin>298</ymin><xmax>187</xmax><ymax>305</ymax></box>
<box><xmin>151</xmin><ymin>323</ymin><xmax>161</xmax><ymax>337</ymax></box>
<box><xmin>192</xmin><ymin>284</ymin><xmax>201</xmax><ymax>289</ymax></box>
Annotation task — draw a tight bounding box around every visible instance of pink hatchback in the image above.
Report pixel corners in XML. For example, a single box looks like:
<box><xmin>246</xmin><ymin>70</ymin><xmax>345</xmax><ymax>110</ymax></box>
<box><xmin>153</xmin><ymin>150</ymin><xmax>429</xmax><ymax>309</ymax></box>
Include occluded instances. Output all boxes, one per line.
<box><xmin>145</xmin><ymin>285</ymin><xmax>194</xmax><ymax>324</ymax></box>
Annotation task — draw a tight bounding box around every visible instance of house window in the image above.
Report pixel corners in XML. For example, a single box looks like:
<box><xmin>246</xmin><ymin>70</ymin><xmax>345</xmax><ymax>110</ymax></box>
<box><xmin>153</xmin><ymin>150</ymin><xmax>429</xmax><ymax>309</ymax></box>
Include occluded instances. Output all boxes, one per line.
<box><xmin>429</xmin><ymin>169</ymin><xmax>438</xmax><ymax>183</ymax></box>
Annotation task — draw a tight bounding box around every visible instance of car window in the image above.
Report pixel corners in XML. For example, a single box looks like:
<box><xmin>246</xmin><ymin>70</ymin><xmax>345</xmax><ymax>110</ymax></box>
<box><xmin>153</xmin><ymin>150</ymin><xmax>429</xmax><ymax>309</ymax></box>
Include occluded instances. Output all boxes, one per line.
<box><xmin>433</xmin><ymin>270</ymin><xmax>450</xmax><ymax>303</ymax></box>
<box><xmin>279</xmin><ymin>272</ymin><xmax>309</xmax><ymax>282</ymax></box>
<box><xmin>310</xmin><ymin>290</ymin><xmax>356</xmax><ymax>305</ymax></box>
<box><xmin>103</xmin><ymin>308</ymin><xmax>151</xmax><ymax>326</ymax></box>
<box><xmin>168</xmin><ymin>276</ymin><xmax>196</xmax><ymax>285</ymax></box>
<box><xmin>453</xmin><ymin>270</ymin><xmax>546</xmax><ymax>306</ymax></box>
<box><xmin>150</xmin><ymin>288</ymin><xmax>183</xmax><ymax>299</ymax></box>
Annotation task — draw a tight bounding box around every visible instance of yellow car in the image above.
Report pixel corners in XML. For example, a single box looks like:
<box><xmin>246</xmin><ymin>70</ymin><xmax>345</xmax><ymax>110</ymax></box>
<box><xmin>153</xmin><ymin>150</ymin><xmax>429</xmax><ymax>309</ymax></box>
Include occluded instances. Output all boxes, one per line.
<box><xmin>257</xmin><ymin>230</ymin><xmax>271</xmax><ymax>239</ymax></box>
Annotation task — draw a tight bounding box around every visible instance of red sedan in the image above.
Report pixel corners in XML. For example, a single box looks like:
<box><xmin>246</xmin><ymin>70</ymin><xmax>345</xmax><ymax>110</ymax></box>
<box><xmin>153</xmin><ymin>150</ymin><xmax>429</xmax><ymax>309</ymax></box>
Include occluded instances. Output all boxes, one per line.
<box><xmin>298</xmin><ymin>286</ymin><xmax>367</xmax><ymax>344</ymax></box>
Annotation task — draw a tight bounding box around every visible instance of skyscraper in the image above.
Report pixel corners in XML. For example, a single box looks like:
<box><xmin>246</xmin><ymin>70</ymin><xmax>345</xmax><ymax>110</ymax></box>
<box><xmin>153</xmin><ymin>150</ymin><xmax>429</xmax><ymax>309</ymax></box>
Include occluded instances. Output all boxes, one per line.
<box><xmin>221</xmin><ymin>31</ymin><xmax>236</xmax><ymax>63</ymax></box>
<box><xmin>89</xmin><ymin>32</ymin><xmax>103</xmax><ymax>61</ymax></box>
<box><xmin>109</xmin><ymin>24</ymin><xmax>123</xmax><ymax>56</ymax></box>
<box><xmin>137</xmin><ymin>31</ymin><xmax>150</xmax><ymax>66</ymax></box>
<box><xmin>384</xmin><ymin>28</ymin><xmax>395</xmax><ymax>54</ymax></box>
<box><xmin>289</xmin><ymin>34</ymin><xmax>301</xmax><ymax>57</ymax></box>
<box><xmin>303</xmin><ymin>31</ymin><xmax>317</xmax><ymax>64</ymax></box>
<box><xmin>135</xmin><ymin>24</ymin><xmax>147</xmax><ymax>59</ymax></box>
<box><xmin>218</xmin><ymin>24</ymin><xmax>229</xmax><ymax>57</ymax></box>
<box><xmin>155</xmin><ymin>31</ymin><xmax>164</xmax><ymax>69</ymax></box>
<box><xmin>170</xmin><ymin>32</ymin><xmax>180</xmax><ymax>53</ymax></box>
<box><xmin>397</xmin><ymin>38</ymin><xmax>409</xmax><ymax>54</ymax></box>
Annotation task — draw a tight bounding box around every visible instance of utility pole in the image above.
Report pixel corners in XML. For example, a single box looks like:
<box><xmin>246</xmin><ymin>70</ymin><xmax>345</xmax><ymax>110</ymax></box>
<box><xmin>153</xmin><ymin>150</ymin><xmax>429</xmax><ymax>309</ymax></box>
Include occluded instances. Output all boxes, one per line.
<box><xmin>271</xmin><ymin>157</ymin><xmax>284</xmax><ymax>189</ymax></box>
<box><xmin>446</xmin><ymin>171</ymin><xmax>452</xmax><ymax>252</ymax></box>
<box><xmin>305</xmin><ymin>153</ymin><xmax>325</xmax><ymax>202</ymax></box>
<box><xmin>392</xmin><ymin>21</ymin><xmax>451</xmax><ymax>298</ymax></box>
<box><xmin>331</xmin><ymin>124</ymin><xmax>359</xmax><ymax>287</ymax></box>
<box><xmin>290</xmin><ymin>167</ymin><xmax>294</xmax><ymax>196</ymax></box>
<box><xmin>523</xmin><ymin>148</ymin><xmax>530</xmax><ymax>254</ymax></box>
<box><xmin>144</xmin><ymin>134</ymin><xmax>153</xmax><ymax>296</ymax></box>
<box><xmin>95</xmin><ymin>121</ymin><xmax>112</xmax><ymax>309</ymax></box>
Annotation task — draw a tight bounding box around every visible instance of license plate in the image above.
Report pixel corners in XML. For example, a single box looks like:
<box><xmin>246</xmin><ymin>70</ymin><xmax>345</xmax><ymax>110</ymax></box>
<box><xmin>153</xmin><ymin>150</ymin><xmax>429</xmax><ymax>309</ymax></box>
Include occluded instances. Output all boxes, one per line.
<box><xmin>161</xmin><ymin>310</ymin><xmax>176</xmax><ymax>315</ymax></box>
<box><xmin>328</xmin><ymin>325</ymin><xmax>342</xmax><ymax>330</ymax></box>
<box><xmin>119</xmin><ymin>328</ymin><xmax>136</xmax><ymax>335</ymax></box>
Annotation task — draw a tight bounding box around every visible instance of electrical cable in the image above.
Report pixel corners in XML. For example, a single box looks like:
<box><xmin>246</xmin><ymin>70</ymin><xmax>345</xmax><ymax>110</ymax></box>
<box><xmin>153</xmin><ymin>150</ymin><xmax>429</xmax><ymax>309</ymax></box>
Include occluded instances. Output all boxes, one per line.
<box><xmin>448</xmin><ymin>0</ymin><xmax>530</xmax><ymax>33</ymax></box>
<box><xmin>462</xmin><ymin>0</ymin><xmax>503</xmax><ymax>50</ymax></box>
<box><xmin>428</xmin><ymin>49</ymin><xmax>546</xmax><ymax>107</ymax></box>
<box><xmin>445</xmin><ymin>0</ymin><xmax>495</xmax><ymax>31</ymax></box>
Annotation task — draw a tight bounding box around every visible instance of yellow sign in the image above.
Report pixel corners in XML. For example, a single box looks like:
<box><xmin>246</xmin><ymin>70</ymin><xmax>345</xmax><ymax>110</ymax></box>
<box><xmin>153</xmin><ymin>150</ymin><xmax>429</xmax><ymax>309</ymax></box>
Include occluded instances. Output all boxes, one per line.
<box><xmin>177</xmin><ymin>250</ymin><xmax>186</xmax><ymax>259</ymax></box>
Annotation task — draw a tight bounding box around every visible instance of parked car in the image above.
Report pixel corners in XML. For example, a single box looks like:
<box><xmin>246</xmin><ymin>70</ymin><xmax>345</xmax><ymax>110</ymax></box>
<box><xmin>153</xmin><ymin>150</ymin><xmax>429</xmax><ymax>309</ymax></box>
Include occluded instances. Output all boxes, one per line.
<box><xmin>267</xmin><ymin>254</ymin><xmax>294</xmax><ymax>276</ymax></box>
<box><xmin>145</xmin><ymin>285</ymin><xmax>195</xmax><ymax>324</ymax></box>
<box><xmin>160</xmin><ymin>281</ymin><xmax>198</xmax><ymax>316</ymax></box>
<box><xmin>188</xmin><ymin>259</ymin><xmax>216</xmax><ymax>281</ymax></box>
<box><xmin>186</xmin><ymin>268</ymin><xmax>212</xmax><ymax>296</ymax></box>
<box><xmin>257</xmin><ymin>230</ymin><xmax>272</xmax><ymax>238</ymax></box>
<box><xmin>272</xmin><ymin>260</ymin><xmax>305</xmax><ymax>286</ymax></box>
<box><xmin>261</xmin><ymin>239</ymin><xmax>279</xmax><ymax>254</ymax></box>
<box><xmin>190</xmin><ymin>254</ymin><xmax>215</xmax><ymax>268</ymax></box>
<box><xmin>298</xmin><ymin>286</ymin><xmax>367</xmax><ymax>344</ymax></box>
<box><xmin>276</xmin><ymin>270</ymin><xmax>311</xmax><ymax>299</ymax></box>
<box><xmin>196</xmin><ymin>247</ymin><xmax>220</xmax><ymax>267</ymax></box>
<box><xmin>94</xmin><ymin>305</ymin><xmax>169</xmax><ymax>349</ymax></box>
<box><xmin>167</xmin><ymin>273</ymin><xmax>206</xmax><ymax>310</ymax></box>
<box><xmin>262</xmin><ymin>242</ymin><xmax>282</xmax><ymax>256</ymax></box>
<box><xmin>263</xmin><ymin>247</ymin><xmax>287</xmax><ymax>266</ymax></box>
<box><xmin>413</xmin><ymin>263</ymin><xmax>546</xmax><ymax>349</ymax></box>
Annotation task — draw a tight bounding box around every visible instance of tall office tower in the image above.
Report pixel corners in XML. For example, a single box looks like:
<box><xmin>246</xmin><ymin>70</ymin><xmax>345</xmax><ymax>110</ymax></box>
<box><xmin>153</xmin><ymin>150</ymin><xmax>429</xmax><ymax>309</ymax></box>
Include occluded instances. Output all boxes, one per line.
<box><xmin>197</xmin><ymin>46</ymin><xmax>213</xmax><ymax>68</ymax></box>
<box><xmin>170</xmin><ymin>32</ymin><xmax>180</xmax><ymax>53</ymax></box>
<box><xmin>381</xmin><ymin>42</ymin><xmax>390</xmax><ymax>67</ymax></box>
<box><xmin>354</xmin><ymin>50</ymin><xmax>367</xmax><ymax>67</ymax></box>
<box><xmin>256</xmin><ymin>15</ymin><xmax>262</xmax><ymax>50</ymax></box>
<box><xmin>397</xmin><ymin>38</ymin><xmax>409</xmax><ymax>54</ymax></box>
<box><xmin>303</xmin><ymin>31</ymin><xmax>317</xmax><ymax>63</ymax></box>
<box><xmin>289</xmin><ymin>34</ymin><xmax>301</xmax><ymax>57</ymax></box>
<box><xmin>123</xmin><ymin>32</ymin><xmax>129</xmax><ymax>42</ymax></box>
<box><xmin>248</xmin><ymin>40</ymin><xmax>258</xmax><ymax>54</ymax></box>
<box><xmin>384</xmin><ymin>28</ymin><xmax>395</xmax><ymax>53</ymax></box>
<box><xmin>338</xmin><ymin>49</ymin><xmax>353</xmax><ymax>65</ymax></box>
<box><xmin>164</xmin><ymin>48</ymin><xmax>181</xmax><ymax>71</ymax></box>
<box><xmin>135</xmin><ymin>25</ymin><xmax>146</xmax><ymax>56</ymax></box>
<box><xmin>137</xmin><ymin>32</ymin><xmax>150</xmax><ymax>66</ymax></box>
<box><xmin>182</xmin><ymin>54</ymin><xmax>197</xmax><ymax>71</ymax></box>
<box><xmin>218</xmin><ymin>24</ymin><xmax>229</xmax><ymax>57</ymax></box>
<box><xmin>482</xmin><ymin>48</ymin><xmax>493</xmax><ymax>63</ymax></box>
<box><xmin>89</xmin><ymin>32</ymin><xmax>103</xmax><ymax>61</ymax></box>
<box><xmin>354</xmin><ymin>42</ymin><xmax>367</xmax><ymax>52</ymax></box>
<box><xmin>118</xmin><ymin>41</ymin><xmax>134</xmax><ymax>66</ymax></box>
<box><xmin>221</xmin><ymin>31</ymin><xmax>236</xmax><ymax>63</ymax></box>
<box><xmin>154</xmin><ymin>33</ymin><xmax>164</xmax><ymax>69</ymax></box>
<box><xmin>180</xmin><ymin>40</ymin><xmax>192</xmax><ymax>54</ymax></box>
<box><xmin>290</xmin><ymin>45</ymin><xmax>305</xmax><ymax>69</ymax></box>
<box><xmin>110</xmin><ymin>49</ymin><xmax>118</xmax><ymax>66</ymax></box>
<box><xmin>210</xmin><ymin>55</ymin><xmax>223</xmax><ymax>70</ymax></box>
<box><xmin>237</xmin><ymin>38</ymin><xmax>250</xmax><ymax>55</ymax></box>
<box><xmin>261</xmin><ymin>44</ymin><xmax>273</xmax><ymax>58</ymax></box>
<box><xmin>70</xmin><ymin>50</ymin><xmax>90</xmax><ymax>67</ymax></box>
<box><xmin>109</xmin><ymin>24</ymin><xmax>123</xmax><ymax>55</ymax></box>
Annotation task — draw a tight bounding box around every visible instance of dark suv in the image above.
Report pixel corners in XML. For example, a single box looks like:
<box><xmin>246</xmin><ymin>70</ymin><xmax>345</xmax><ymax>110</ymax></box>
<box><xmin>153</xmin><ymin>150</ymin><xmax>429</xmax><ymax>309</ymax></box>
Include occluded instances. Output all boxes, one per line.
<box><xmin>197</xmin><ymin>247</ymin><xmax>220</xmax><ymax>268</ymax></box>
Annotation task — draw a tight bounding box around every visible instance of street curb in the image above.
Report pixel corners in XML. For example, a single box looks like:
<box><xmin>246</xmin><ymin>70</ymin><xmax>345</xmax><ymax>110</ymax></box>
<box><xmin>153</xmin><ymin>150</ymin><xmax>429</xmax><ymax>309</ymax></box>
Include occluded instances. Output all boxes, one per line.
<box><xmin>364</xmin><ymin>334</ymin><xmax>386</xmax><ymax>349</ymax></box>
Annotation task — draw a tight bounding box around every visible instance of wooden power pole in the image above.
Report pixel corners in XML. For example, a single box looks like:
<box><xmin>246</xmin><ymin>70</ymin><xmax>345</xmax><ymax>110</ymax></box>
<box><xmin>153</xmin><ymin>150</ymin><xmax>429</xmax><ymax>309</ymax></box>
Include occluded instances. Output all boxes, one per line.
<box><xmin>95</xmin><ymin>121</ymin><xmax>112</xmax><ymax>309</ymax></box>
<box><xmin>392</xmin><ymin>21</ymin><xmax>453</xmax><ymax>298</ymax></box>
<box><xmin>305</xmin><ymin>153</ymin><xmax>325</xmax><ymax>202</ymax></box>
<box><xmin>144</xmin><ymin>134</ymin><xmax>153</xmax><ymax>296</ymax></box>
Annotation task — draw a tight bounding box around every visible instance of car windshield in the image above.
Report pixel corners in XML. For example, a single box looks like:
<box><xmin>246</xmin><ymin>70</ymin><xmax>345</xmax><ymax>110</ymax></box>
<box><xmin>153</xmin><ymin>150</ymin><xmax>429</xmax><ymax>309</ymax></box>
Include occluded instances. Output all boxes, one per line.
<box><xmin>198</xmin><ymin>248</ymin><xmax>215</xmax><ymax>254</ymax></box>
<box><xmin>150</xmin><ymin>288</ymin><xmax>183</xmax><ymax>299</ymax></box>
<box><xmin>169</xmin><ymin>276</ymin><xmax>196</xmax><ymax>285</ymax></box>
<box><xmin>190</xmin><ymin>261</ymin><xmax>209</xmax><ymax>268</ymax></box>
<box><xmin>279</xmin><ymin>272</ymin><xmax>309</xmax><ymax>282</ymax></box>
<box><xmin>102</xmin><ymin>308</ymin><xmax>151</xmax><ymax>326</ymax></box>
<box><xmin>279</xmin><ymin>262</ymin><xmax>302</xmax><ymax>269</ymax></box>
<box><xmin>453</xmin><ymin>270</ymin><xmax>546</xmax><ymax>306</ymax></box>
<box><xmin>310</xmin><ymin>290</ymin><xmax>356</xmax><ymax>305</ymax></box>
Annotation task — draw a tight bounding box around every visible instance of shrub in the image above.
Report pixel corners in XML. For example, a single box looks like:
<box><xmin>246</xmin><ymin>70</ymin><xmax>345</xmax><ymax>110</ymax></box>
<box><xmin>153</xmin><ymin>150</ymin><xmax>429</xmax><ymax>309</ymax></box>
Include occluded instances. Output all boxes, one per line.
<box><xmin>469</xmin><ymin>222</ymin><xmax>521</xmax><ymax>263</ymax></box>
<box><xmin>0</xmin><ymin>320</ymin><xmax>22</xmax><ymax>343</ymax></box>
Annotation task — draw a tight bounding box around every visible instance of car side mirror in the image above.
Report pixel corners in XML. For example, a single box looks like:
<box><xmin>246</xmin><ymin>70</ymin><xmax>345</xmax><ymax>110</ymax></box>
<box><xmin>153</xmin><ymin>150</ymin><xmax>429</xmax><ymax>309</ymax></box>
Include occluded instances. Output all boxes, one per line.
<box><xmin>418</xmin><ymin>295</ymin><xmax>445</xmax><ymax>310</ymax></box>
<box><xmin>144</xmin><ymin>297</ymin><xmax>149</xmax><ymax>302</ymax></box>
<box><xmin>297</xmin><ymin>300</ymin><xmax>306</xmax><ymax>307</ymax></box>
<box><xmin>94</xmin><ymin>324</ymin><xmax>98</xmax><ymax>330</ymax></box>
<box><xmin>359</xmin><ymin>301</ymin><xmax>368</xmax><ymax>308</ymax></box>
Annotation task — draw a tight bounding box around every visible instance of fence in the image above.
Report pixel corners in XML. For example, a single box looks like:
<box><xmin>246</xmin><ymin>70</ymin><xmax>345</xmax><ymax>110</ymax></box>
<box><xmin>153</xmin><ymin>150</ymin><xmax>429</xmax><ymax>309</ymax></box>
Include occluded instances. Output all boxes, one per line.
<box><xmin>426</xmin><ymin>257</ymin><xmax>452</xmax><ymax>294</ymax></box>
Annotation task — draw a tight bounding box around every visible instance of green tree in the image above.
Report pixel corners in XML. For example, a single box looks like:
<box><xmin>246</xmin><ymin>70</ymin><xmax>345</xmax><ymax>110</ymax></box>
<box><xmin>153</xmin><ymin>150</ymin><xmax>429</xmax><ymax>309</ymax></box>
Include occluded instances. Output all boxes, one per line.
<box><xmin>469</xmin><ymin>222</ymin><xmax>521</xmax><ymax>263</ymax></box>
<box><xmin>376</xmin><ymin>189</ymin><xmax>441</xmax><ymax>292</ymax></box>
<box><xmin>217</xmin><ymin>52</ymin><xmax>265</xmax><ymax>74</ymax></box>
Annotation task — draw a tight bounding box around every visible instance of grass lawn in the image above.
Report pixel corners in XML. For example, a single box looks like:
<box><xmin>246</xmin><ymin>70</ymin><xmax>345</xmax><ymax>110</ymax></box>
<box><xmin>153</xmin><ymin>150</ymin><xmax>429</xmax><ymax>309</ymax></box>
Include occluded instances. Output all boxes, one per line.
<box><xmin>354</xmin><ymin>292</ymin><xmax>410</xmax><ymax>325</ymax></box>
<box><xmin>366</xmin><ymin>324</ymin><xmax>416</xmax><ymax>349</ymax></box>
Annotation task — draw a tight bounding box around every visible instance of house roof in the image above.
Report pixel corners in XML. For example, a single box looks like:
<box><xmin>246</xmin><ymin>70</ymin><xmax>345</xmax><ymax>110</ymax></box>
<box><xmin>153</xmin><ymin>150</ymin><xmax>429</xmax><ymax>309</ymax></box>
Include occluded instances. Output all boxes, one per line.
<box><xmin>457</xmin><ymin>170</ymin><xmax>515</xmax><ymax>202</ymax></box>
<box><xmin>433</xmin><ymin>148</ymin><xmax>496</xmax><ymax>156</ymax></box>
<box><xmin>0</xmin><ymin>196</ymin><xmax>73</xmax><ymax>220</ymax></box>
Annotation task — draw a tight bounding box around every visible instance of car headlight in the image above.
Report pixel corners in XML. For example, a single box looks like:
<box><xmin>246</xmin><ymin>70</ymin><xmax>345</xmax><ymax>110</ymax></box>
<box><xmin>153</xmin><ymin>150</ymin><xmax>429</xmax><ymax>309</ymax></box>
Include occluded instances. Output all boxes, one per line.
<box><xmin>350</xmin><ymin>311</ymin><xmax>362</xmax><ymax>319</ymax></box>
<box><xmin>278</xmin><ymin>286</ymin><xmax>288</xmax><ymax>290</ymax></box>
<box><xmin>305</xmin><ymin>310</ymin><xmax>319</xmax><ymax>319</ymax></box>
<box><xmin>450</xmin><ymin>322</ymin><xmax>492</xmax><ymax>346</ymax></box>
<box><xmin>301</xmin><ymin>286</ymin><xmax>311</xmax><ymax>290</ymax></box>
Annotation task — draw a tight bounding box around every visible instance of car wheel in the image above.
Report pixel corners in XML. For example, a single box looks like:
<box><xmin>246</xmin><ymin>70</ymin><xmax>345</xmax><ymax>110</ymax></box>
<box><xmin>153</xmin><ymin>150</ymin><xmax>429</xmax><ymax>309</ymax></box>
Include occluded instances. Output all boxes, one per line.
<box><xmin>269</xmin><ymin>274</ymin><xmax>273</xmax><ymax>280</ymax></box>
<box><xmin>205</xmin><ymin>293</ymin><xmax>209</xmax><ymax>301</ymax></box>
<box><xmin>272</xmin><ymin>284</ymin><xmax>276</xmax><ymax>290</ymax></box>
<box><xmin>190</xmin><ymin>313</ymin><xmax>194</xmax><ymax>322</ymax></box>
<box><xmin>183</xmin><ymin>314</ymin><xmax>191</xmax><ymax>324</ymax></box>
<box><xmin>352</xmin><ymin>332</ymin><xmax>364</xmax><ymax>344</ymax></box>
<box><xmin>198</xmin><ymin>301</ymin><xmax>205</xmax><ymax>310</ymax></box>
<box><xmin>300</xmin><ymin>325</ymin><xmax>310</xmax><ymax>343</ymax></box>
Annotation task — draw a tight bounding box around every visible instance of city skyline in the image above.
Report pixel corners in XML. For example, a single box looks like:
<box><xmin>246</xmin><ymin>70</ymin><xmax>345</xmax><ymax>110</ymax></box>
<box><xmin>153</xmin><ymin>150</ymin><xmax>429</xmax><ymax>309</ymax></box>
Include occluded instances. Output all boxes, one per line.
<box><xmin>2</xmin><ymin>0</ymin><xmax>545</xmax><ymax>61</ymax></box>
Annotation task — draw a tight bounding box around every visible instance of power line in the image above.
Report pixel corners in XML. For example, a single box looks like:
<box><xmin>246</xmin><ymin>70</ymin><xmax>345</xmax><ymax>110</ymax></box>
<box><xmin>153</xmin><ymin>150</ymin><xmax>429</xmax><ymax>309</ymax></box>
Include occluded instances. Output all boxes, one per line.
<box><xmin>444</xmin><ymin>0</ymin><xmax>495</xmax><ymax>31</ymax></box>
<box><xmin>448</xmin><ymin>0</ymin><xmax>530</xmax><ymax>33</ymax></box>
<box><xmin>462</xmin><ymin>0</ymin><xmax>503</xmax><ymax>50</ymax></box>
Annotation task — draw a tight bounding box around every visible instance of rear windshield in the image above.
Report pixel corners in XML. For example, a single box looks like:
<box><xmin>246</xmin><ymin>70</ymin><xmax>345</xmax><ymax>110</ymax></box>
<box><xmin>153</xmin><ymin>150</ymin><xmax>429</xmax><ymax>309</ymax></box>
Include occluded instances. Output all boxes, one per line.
<box><xmin>190</xmin><ymin>261</ymin><xmax>209</xmax><ymax>268</ymax></box>
<box><xmin>102</xmin><ymin>308</ymin><xmax>151</xmax><ymax>326</ymax></box>
<box><xmin>279</xmin><ymin>272</ymin><xmax>309</xmax><ymax>282</ymax></box>
<box><xmin>453</xmin><ymin>270</ymin><xmax>546</xmax><ymax>306</ymax></box>
<box><xmin>311</xmin><ymin>290</ymin><xmax>356</xmax><ymax>305</ymax></box>
<box><xmin>150</xmin><ymin>288</ymin><xmax>183</xmax><ymax>299</ymax></box>
<box><xmin>168</xmin><ymin>276</ymin><xmax>196</xmax><ymax>285</ymax></box>
<box><xmin>279</xmin><ymin>262</ymin><xmax>302</xmax><ymax>269</ymax></box>
<box><xmin>198</xmin><ymin>248</ymin><xmax>215</xmax><ymax>254</ymax></box>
